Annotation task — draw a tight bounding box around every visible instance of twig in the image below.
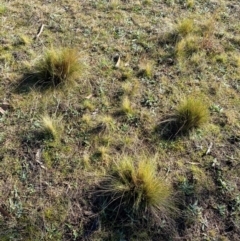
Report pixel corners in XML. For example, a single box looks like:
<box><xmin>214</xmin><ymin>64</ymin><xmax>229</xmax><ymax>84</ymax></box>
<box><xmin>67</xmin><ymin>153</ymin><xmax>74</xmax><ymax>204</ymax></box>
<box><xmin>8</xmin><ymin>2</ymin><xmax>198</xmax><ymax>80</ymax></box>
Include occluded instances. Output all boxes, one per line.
<box><xmin>34</xmin><ymin>24</ymin><xmax>45</xmax><ymax>40</ymax></box>
<box><xmin>205</xmin><ymin>142</ymin><xmax>213</xmax><ymax>155</ymax></box>
<box><xmin>186</xmin><ymin>161</ymin><xmax>201</xmax><ymax>165</ymax></box>
<box><xmin>0</xmin><ymin>107</ymin><xmax>5</xmax><ymax>115</ymax></box>
<box><xmin>35</xmin><ymin>149</ymin><xmax>46</xmax><ymax>170</ymax></box>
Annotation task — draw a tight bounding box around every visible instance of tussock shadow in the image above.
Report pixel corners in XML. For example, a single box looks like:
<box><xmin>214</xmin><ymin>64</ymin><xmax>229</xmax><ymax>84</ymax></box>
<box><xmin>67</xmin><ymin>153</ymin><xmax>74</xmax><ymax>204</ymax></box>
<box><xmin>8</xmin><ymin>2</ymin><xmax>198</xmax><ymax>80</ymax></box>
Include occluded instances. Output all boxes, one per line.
<box><xmin>14</xmin><ymin>73</ymin><xmax>40</xmax><ymax>94</ymax></box>
<box><xmin>21</xmin><ymin>129</ymin><xmax>46</xmax><ymax>149</ymax></box>
<box><xmin>14</xmin><ymin>73</ymin><xmax>57</xmax><ymax>94</ymax></box>
<box><xmin>158</xmin><ymin>31</ymin><xmax>179</xmax><ymax>46</ymax></box>
<box><xmin>88</xmin><ymin>181</ymin><xmax>177</xmax><ymax>241</ymax></box>
<box><xmin>92</xmin><ymin>183</ymin><xmax>137</xmax><ymax>226</ymax></box>
<box><xmin>155</xmin><ymin>117</ymin><xmax>181</xmax><ymax>141</ymax></box>
<box><xmin>88</xmin><ymin>124</ymin><xmax>106</xmax><ymax>135</ymax></box>
<box><xmin>82</xmin><ymin>216</ymin><xmax>100</xmax><ymax>240</ymax></box>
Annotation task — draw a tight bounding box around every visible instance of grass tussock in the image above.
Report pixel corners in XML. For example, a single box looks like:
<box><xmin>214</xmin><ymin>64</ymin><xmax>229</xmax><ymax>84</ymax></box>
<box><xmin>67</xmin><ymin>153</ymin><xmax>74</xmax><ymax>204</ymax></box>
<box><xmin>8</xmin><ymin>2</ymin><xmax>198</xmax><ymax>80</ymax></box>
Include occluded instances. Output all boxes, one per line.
<box><xmin>176</xmin><ymin>35</ymin><xmax>200</xmax><ymax>59</ymax></box>
<box><xmin>177</xmin><ymin>18</ymin><xmax>194</xmax><ymax>37</ymax></box>
<box><xmin>121</xmin><ymin>96</ymin><xmax>134</xmax><ymax>115</ymax></box>
<box><xmin>36</xmin><ymin>48</ymin><xmax>82</xmax><ymax>88</ymax></box>
<box><xmin>157</xmin><ymin>97</ymin><xmax>209</xmax><ymax>139</ymax></box>
<box><xmin>138</xmin><ymin>60</ymin><xmax>154</xmax><ymax>78</ymax></box>
<box><xmin>41</xmin><ymin>115</ymin><xmax>63</xmax><ymax>141</ymax></box>
<box><xmin>98</xmin><ymin>156</ymin><xmax>173</xmax><ymax>220</ymax></box>
<box><xmin>175</xmin><ymin>97</ymin><xmax>209</xmax><ymax>134</ymax></box>
<box><xmin>186</xmin><ymin>0</ymin><xmax>194</xmax><ymax>8</ymax></box>
<box><xmin>98</xmin><ymin>115</ymin><xmax>116</xmax><ymax>132</ymax></box>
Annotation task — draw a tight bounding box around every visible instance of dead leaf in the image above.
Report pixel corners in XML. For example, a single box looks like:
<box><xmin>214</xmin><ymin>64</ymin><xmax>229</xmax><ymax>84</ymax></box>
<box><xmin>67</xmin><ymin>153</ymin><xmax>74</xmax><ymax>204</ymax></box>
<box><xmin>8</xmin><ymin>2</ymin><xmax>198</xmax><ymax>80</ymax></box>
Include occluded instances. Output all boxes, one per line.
<box><xmin>115</xmin><ymin>55</ymin><xmax>121</xmax><ymax>68</ymax></box>
<box><xmin>85</xmin><ymin>94</ymin><xmax>93</xmax><ymax>99</ymax></box>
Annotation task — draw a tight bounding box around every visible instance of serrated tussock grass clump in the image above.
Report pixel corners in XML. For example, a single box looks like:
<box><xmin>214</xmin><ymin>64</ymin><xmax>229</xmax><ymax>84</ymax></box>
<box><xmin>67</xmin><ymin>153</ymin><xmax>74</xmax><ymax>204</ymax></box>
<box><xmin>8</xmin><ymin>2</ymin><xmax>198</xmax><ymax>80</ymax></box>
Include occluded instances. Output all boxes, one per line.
<box><xmin>36</xmin><ymin>48</ymin><xmax>82</xmax><ymax>88</ymax></box>
<box><xmin>121</xmin><ymin>96</ymin><xmax>134</xmax><ymax>115</ymax></box>
<box><xmin>186</xmin><ymin>0</ymin><xmax>194</xmax><ymax>8</ymax></box>
<box><xmin>41</xmin><ymin>115</ymin><xmax>63</xmax><ymax>141</ymax></box>
<box><xmin>138</xmin><ymin>60</ymin><xmax>154</xmax><ymax>78</ymax></box>
<box><xmin>177</xmin><ymin>18</ymin><xmax>194</xmax><ymax>37</ymax></box>
<box><xmin>176</xmin><ymin>35</ymin><xmax>200</xmax><ymax>59</ymax></box>
<box><xmin>157</xmin><ymin>98</ymin><xmax>209</xmax><ymax>139</ymax></box>
<box><xmin>158</xmin><ymin>18</ymin><xmax>195</xmax><ymax>46</ymax></box>
<box><xmin>98</xmin><ymin>157</ymin><xmax>173</xmax><ymax>220</ymax></box>
<box><xmin>98</xmin><ymin>115</ymin><xmax>116</xmax><ymax>132</ymax></box>
<box><xmin>175</xmin><ymin>98</ymin><xmax>209</xmax><ymax>134</ymax></box>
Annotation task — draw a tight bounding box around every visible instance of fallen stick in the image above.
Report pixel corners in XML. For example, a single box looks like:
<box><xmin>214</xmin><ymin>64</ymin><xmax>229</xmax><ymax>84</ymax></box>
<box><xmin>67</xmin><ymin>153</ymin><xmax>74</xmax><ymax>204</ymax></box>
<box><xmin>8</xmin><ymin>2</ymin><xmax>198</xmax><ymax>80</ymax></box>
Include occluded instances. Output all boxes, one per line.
<box><xmin>34</xmin><ymin>24</ymin><xmax>45</xmax><ymax>40</ymax></box>
<box><xmin>205</xmin><ymin>142</ymin><xmax>213</xmax><ymax>155</ymax></box>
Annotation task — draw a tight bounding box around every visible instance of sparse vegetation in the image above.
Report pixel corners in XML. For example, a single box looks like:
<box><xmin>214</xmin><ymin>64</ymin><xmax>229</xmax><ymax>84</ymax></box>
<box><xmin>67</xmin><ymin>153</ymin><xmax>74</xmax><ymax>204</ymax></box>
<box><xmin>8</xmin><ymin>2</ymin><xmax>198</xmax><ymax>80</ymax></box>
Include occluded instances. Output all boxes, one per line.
<box><xmin>1</xmin><ymin>0</ymin><xmax>240</xmax><ymax>240</ymax></box>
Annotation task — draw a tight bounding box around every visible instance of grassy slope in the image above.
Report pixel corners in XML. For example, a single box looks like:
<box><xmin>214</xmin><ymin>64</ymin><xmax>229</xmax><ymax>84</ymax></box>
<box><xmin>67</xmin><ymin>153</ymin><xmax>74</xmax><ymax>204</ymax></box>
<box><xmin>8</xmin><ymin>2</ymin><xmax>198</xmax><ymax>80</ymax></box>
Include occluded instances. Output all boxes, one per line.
<box><xmin>0</xmin><ymin>0</ymin><xmax>240</xmax><ymax>240</ymax></box>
